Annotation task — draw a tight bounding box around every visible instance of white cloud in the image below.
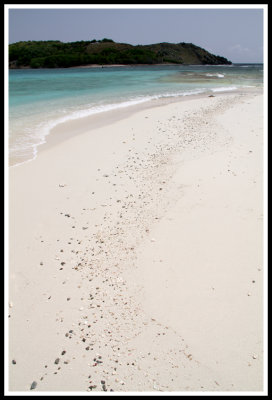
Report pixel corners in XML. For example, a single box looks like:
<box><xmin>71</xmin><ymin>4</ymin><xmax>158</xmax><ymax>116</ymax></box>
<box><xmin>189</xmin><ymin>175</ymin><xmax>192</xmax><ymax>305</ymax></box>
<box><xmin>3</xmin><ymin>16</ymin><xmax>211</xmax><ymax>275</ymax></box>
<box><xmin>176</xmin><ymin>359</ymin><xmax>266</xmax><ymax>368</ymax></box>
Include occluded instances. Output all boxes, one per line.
<box><xmin>229</xmin><ymin>44</ymin><xmax>250</xmax><ymax>53</ymax></box>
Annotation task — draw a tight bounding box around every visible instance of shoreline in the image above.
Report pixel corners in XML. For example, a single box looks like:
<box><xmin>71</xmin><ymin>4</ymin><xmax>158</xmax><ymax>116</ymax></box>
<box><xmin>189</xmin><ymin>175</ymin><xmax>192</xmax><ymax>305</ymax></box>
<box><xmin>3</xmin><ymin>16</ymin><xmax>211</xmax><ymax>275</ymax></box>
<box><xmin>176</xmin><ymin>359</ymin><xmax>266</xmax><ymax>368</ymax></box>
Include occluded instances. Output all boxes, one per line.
<box><xmin>8</xmin><ymin>90</ymin><xmax>264</xmax><ymax>392</ymax></box>
<box><xmin>9</xmin><ymin>86</ymin><xmax>262</xmax><ymax>168</ymax></box>
<box><xmin>9</xmin><ymin>62</ymin><xmax>234</xmax><ymax>70</ymax></box>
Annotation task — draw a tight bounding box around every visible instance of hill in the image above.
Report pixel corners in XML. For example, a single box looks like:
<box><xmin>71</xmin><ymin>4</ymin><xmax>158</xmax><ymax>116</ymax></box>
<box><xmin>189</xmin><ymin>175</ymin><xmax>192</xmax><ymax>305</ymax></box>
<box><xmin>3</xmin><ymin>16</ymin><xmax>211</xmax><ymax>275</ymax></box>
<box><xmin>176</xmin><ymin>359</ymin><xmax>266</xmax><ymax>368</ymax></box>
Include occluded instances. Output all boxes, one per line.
<box><xmin>9</xmin><ymin>39</ymin><xmax>232</xmax><ymax>68</ymax></box>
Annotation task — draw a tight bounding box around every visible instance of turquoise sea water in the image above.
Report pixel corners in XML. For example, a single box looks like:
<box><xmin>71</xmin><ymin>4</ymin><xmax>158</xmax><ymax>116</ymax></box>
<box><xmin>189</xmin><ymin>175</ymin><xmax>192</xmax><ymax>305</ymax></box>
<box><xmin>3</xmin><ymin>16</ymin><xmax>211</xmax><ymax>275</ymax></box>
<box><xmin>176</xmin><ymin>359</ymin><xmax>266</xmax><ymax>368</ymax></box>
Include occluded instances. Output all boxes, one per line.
<box><xmin>9</xmin><ymin>64</ymin><xmax>263</xmax><ymax>166</ymax></box>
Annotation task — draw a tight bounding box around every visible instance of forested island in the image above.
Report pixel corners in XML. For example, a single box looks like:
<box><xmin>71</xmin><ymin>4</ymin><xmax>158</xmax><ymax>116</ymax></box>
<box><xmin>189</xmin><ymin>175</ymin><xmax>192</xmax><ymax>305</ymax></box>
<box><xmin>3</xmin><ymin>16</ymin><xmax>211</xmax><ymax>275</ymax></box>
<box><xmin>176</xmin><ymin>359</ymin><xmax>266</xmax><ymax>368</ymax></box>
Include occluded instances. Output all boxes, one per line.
<box><xmin>9</xmin><ymin>39</ymin><xmax>232</xmax><ymax>68</ymax></box>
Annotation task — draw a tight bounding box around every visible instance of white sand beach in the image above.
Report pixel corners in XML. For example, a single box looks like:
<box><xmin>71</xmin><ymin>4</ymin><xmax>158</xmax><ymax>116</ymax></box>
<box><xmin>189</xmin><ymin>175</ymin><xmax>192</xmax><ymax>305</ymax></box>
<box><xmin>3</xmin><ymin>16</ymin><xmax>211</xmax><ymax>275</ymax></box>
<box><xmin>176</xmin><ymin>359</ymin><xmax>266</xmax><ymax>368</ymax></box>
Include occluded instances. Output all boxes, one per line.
<box><xmin>8</xmin><ymin>90</ymin><xmax>265</xmax><ymax>393</ymax></box>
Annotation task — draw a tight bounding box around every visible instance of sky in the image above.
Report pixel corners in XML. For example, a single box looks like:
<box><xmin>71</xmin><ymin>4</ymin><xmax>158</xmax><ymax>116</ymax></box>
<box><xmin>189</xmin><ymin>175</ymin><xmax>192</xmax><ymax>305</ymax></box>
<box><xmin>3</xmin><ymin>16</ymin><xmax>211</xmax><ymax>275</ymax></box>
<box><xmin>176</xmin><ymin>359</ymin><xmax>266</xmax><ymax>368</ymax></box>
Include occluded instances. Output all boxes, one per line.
<box><xmin>7</xmin><ymin>6</ymin><xmax>265</xmax><ymax>63</ymax></box>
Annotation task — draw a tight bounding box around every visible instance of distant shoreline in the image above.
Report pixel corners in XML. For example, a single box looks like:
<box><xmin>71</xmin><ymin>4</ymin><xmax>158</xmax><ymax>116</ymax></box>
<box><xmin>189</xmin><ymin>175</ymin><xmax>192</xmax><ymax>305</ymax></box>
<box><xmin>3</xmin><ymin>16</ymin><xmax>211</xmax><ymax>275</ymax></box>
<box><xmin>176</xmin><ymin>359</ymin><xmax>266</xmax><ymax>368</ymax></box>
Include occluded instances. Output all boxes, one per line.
<box><xmin>9</xmin><ymin>62</ymin><xmax>264</xmax><ymax>70</ymax></box>
<box><xmin>9</xmin><ymin>62</ymin><xmax>235</xmax><ymax>70</ymax></box>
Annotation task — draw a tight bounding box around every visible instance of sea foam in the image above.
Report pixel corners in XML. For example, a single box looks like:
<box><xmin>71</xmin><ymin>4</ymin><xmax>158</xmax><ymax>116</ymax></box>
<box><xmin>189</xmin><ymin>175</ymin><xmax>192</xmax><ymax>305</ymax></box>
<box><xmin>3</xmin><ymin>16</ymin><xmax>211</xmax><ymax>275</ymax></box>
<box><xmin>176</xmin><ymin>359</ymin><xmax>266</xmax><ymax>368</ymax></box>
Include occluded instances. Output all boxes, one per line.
<box><xmin>206</xmin><ymin>73</ymin><xmax>225</xmax><ymax>78</ymax></box>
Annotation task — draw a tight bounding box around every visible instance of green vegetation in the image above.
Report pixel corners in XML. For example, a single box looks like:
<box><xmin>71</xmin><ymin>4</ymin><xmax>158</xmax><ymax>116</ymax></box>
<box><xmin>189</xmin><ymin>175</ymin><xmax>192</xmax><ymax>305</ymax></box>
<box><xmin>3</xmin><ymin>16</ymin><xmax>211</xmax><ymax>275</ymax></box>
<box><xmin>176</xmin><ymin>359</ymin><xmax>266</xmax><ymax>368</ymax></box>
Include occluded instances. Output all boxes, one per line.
<box><xmin>9</xmin><ymin>39</ymin><xmax>232</xmax><ymax>68</ymax></box>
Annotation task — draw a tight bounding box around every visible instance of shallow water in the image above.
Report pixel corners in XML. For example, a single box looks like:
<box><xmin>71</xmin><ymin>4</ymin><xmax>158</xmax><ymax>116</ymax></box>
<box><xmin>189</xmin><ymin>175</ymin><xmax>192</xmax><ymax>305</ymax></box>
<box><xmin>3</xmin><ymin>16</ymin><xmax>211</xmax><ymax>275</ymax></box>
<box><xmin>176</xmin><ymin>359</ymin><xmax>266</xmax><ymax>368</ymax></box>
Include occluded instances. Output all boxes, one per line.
<box><xmin>9</xmin><ymin>64</ymin><xmax>263</xmax><ymax>166</ymax></box>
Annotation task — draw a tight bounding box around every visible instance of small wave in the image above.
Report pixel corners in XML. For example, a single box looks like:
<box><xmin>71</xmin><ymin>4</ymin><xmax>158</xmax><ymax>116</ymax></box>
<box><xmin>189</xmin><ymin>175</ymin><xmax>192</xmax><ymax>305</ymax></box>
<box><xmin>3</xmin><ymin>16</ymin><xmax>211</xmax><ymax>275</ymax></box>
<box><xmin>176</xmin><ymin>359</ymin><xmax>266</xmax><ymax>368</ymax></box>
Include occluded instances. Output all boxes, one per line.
<box><xmin>211</xmin><ymin>86</ymin><xmax>237</xmax><ymax>93</ymax></box>
<box><xmin>206</xmin><ymin>73</ymin><xmax>225</xmax><ymax>78</ymax></box>
<box><xmin>156</xmin><ymin>89</ymin><xmax>206</xmax><ymax>98</ymax></box>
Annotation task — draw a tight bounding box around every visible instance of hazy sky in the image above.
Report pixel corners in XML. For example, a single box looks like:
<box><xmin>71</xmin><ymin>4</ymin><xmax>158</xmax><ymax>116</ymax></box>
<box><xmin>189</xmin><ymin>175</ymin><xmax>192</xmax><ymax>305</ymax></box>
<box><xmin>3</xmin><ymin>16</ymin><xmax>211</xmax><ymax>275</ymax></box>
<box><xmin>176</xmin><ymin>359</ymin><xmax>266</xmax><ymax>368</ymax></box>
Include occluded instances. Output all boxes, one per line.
<box><xmin>8</xmin><ymin>6</ymin><xmax>264</xmax><ymax>63</ymax></box>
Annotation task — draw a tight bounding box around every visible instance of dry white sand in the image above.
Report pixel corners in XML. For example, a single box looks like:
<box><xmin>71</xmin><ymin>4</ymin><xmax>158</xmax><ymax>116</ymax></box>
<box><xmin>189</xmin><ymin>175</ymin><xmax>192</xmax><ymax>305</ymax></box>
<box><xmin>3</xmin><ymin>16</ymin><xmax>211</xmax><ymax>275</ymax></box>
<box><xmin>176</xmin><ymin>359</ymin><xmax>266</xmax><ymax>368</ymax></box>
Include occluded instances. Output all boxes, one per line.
<box><xmin>8</xmin><ymin>90</ymin><xmax>265</xmax><ymax>393</ymax></box>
